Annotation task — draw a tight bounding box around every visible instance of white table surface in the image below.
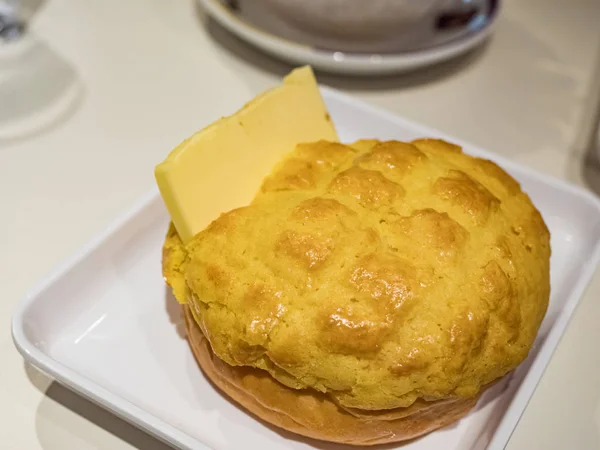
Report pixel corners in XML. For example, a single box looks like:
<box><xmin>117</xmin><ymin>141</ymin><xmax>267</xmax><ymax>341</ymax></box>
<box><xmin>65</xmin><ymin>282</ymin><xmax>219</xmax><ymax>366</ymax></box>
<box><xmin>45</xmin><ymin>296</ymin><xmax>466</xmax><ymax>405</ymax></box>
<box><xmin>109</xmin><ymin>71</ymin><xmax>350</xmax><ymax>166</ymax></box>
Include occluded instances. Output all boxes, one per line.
<box><xmin>2</xmin><ymin>0</ymin><xmax>600</xmax><ymax>449</ymax></box>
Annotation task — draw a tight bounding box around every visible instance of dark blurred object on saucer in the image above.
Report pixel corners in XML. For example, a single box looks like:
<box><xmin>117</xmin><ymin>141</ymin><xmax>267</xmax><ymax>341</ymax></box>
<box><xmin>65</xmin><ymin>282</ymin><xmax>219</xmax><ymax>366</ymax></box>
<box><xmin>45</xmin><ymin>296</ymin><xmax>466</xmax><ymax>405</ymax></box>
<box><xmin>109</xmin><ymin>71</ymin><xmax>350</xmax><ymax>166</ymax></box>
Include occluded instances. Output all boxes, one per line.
<box><xmin>238</xmin><ymin>0</ymin><xmax>497</xmax><ymax>53</ymax></box>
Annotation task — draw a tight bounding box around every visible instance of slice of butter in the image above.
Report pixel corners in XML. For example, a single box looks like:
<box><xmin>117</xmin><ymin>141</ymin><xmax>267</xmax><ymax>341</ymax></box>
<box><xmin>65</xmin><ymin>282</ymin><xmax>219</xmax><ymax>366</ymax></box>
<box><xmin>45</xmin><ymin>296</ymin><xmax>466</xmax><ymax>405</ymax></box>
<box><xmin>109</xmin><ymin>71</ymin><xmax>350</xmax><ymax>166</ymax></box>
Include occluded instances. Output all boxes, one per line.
<box><xmin>155</xmin><ymin>66</ymin><xmax>339</xmax><ymax>244</ymax></box>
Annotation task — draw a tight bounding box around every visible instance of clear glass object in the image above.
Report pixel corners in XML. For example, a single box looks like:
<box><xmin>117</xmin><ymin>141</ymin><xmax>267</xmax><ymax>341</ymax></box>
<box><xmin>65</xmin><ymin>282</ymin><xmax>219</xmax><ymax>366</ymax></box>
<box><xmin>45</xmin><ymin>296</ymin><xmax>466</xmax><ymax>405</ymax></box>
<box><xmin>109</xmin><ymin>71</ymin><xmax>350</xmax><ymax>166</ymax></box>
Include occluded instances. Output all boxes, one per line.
<box><xmin>0</xmin><ymin>0</ymin><xmax>83</xmax><ymax>142</ymax></box>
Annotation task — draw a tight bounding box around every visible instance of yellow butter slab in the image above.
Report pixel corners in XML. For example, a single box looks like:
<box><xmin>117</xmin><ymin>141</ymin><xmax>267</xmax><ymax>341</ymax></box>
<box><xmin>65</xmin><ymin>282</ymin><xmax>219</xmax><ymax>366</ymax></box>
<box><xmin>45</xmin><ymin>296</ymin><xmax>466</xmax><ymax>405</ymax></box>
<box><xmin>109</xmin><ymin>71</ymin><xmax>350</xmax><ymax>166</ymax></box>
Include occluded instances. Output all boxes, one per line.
<box><xmin>154</xmin><ymin>66</ymin><xmax>339</xmax><ymax>243</ymax></box>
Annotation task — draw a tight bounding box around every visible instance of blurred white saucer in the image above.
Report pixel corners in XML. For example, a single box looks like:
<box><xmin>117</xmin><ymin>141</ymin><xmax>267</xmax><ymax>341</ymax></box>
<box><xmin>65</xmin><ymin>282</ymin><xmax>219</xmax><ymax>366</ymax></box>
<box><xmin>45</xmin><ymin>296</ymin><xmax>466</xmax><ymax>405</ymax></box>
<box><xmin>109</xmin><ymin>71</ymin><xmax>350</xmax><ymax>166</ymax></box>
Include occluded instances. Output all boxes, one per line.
<box><xmin>197</xmin><ymin>0</ymin><xmax>500</xmax><ymax>75</ymax></box>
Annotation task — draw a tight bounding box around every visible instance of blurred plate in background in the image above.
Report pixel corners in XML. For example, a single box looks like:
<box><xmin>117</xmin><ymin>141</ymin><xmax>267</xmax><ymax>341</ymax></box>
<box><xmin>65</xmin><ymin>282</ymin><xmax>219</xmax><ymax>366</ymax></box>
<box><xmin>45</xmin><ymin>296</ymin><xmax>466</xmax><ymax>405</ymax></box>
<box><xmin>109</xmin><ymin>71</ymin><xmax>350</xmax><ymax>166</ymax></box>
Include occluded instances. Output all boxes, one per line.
<box><xmin>197</xmin><ymin>0</ymin><xmax>500</xmax><ymax>75</ymax></box>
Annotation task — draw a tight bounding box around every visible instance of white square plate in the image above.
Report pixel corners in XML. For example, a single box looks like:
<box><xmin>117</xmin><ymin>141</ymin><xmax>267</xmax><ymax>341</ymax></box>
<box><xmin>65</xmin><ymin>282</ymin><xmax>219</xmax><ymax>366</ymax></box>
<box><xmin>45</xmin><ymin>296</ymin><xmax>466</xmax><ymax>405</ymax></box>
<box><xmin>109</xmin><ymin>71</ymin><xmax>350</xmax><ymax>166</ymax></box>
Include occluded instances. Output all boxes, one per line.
<box><xmin>12</xmin><ymin>87</ymin><xmax>600</xmax><ymax>450</ymax></box>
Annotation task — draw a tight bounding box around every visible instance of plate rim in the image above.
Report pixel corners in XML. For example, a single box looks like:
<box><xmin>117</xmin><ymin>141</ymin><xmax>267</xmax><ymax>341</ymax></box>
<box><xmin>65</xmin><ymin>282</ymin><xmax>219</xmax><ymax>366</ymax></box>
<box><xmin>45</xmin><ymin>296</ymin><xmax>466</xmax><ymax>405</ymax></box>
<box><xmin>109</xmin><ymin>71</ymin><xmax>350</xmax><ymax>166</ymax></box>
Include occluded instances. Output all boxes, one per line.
<box><xmin>197</xmin><ymin>0</ymin><xmax>500</xmax><ymax>74</ymax></box>
<box><xmin>12</xmin><ymin>86</ymin><xmax>600</xmax><ymax>450</ymax></box>
<box><xmin>10</xmin><ymin>188</ymin><xmax>209</xmax><ymax>450</ymax></box>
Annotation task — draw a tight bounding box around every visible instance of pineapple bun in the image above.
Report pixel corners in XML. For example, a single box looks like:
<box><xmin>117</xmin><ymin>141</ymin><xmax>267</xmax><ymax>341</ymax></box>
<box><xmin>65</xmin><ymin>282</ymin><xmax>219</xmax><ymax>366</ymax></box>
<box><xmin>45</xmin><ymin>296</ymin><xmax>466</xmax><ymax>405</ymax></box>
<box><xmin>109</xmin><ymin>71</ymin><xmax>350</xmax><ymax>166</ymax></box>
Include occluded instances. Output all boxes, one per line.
<box><xmin>163</xmin><ymin>138</ymin><xmax>550</xmax><ymax>444</ymax></box>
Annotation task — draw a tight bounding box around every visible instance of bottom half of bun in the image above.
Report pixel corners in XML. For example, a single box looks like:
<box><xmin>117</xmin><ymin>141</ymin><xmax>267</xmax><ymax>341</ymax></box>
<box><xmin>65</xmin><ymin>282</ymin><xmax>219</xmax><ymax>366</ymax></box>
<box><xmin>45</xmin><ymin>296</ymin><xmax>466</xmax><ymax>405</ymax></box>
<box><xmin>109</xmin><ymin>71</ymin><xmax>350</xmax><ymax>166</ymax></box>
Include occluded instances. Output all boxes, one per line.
<box><xmin>183</xmin><ymin>305</ymin><xmax>481</xmax><ymax>446</ymax></box>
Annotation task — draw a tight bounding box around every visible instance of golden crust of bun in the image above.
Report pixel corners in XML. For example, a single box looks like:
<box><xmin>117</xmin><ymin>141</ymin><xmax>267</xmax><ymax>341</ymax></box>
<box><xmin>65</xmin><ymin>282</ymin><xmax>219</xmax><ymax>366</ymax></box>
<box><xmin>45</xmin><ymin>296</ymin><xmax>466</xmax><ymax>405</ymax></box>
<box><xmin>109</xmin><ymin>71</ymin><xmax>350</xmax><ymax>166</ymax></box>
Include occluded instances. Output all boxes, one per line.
<box><xmin>163</xmin><ymin>139</ymin><xmax>550</xmax><ymax>412</ymax></box>
<box><xmin>183</xmin><ymin>304</ymin><xmax>480</xmax><ymax>446</ymax></box>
